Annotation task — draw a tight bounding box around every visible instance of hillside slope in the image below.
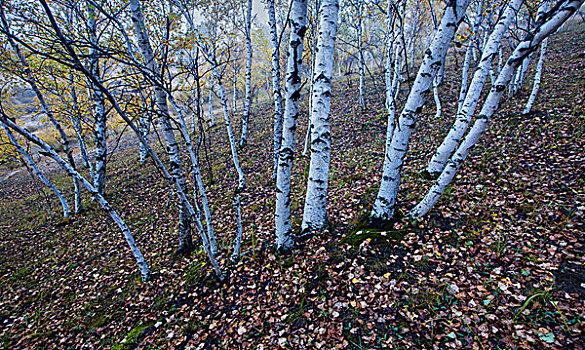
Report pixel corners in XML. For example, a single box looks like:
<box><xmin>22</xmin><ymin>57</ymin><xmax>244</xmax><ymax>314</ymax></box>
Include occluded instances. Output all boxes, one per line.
<box><xmin>0</xmin><ymin>26</ymin><xmax>584</xmax><ymax>349</ymax></box>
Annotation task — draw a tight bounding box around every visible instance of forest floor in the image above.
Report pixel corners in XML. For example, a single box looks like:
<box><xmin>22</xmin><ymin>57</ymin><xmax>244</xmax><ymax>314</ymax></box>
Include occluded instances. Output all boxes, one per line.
<box><xmin>1</xmin><ymin>26</ymin><xmax>585</xmax><ymax>350</ymax></box>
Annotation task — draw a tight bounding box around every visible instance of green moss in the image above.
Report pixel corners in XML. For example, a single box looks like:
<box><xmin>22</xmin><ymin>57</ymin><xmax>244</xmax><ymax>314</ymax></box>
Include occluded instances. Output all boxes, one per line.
<box><xmin>111</xmin><ymin>323</ymin><xmax>152</xmax><ymax>350</ymax></box>
<box><xmin>339</xmin><ymin>228</ymin><xmax>403</xmax><ymax>248</ymax></box>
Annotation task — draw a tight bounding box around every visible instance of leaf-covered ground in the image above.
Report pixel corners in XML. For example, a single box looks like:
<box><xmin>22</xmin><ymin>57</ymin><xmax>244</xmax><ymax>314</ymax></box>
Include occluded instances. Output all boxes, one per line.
<box><xmin>1</xmin><ymin>26</ymin><xmax>584</xmax><ymax>350</ymax></box>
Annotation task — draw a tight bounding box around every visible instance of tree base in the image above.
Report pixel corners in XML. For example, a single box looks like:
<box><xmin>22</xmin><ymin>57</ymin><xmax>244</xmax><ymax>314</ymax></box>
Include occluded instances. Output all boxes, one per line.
<box><xmin>420</xmin><ymin>169</ymin><xmax>440</xmax><ymax>180</ymax></box>
<box><xmin>175</xmin><ymin>243</ymin><xmax>193</xmax><ymax>256</ymax></box>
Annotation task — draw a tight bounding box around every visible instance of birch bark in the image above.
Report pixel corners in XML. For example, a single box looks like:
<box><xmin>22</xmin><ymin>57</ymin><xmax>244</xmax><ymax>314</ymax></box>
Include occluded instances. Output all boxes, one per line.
<box><xmin>240</xmin><ymin>0</ymin><xmax>254</xmax><ymax>147</ymax></box>
<box><xmin>128</xmin><ymin>0</ymin><xmax>193</xmax><ymax>254</ymax></box>
<box><xmin>267</xmin><ymin>0</ymin><xmax>285</xmax><ymax>178</ymax></box>
<box><xmin>370</xmin><ymin>0</ymin><xmax>472</xmax><ymax>222</ymax></box>
<box><xmin>357</xmin><ymin>0</ymin><xmax>366</xmax><ymax>110</ymax></box>
<box><xmin>432</xmin><ymin>64</ymin><xmax>445</xmax><ymax>119</ymax></box>
<box><xmin>300</xmin><ymin>0</ymin><xmax>340</xmax><ymax>233</ymax></box>
<box><xmin>410</xmin><ymin>0</ymin><xmax>584</xmax><ymax>218</ymax></box>
<box><xmin>523</xmin><ymin>39</ymin><xmax>548</xmax><ymax>114</ymax></box>
<box><xmin>274</xmin><ymin>0</ymin><xmax>308</xmax><ymax>249</ymax></box>
<box><xmin>87</xmin><ymin>2</ymin><xmax>107</xmax><ymax>196</ymax></box>
<box><xmin>0</xmin><ymin>9</ymin><xmax>82</xmax><ymax>214</ymax></box>
<box><xmin>457</xmin><ymin>43</ymin><xmax>473</xmax><ymax>113</ymax></box>
<box><xmin>425</xmin><ymin>0</ymin><xmax>522</xmax><ymax>177</ymax></box>
<box><xmin>38</xmin><ymin>0</ymin><xmax>223</xmax><ymax>276</ymax></box>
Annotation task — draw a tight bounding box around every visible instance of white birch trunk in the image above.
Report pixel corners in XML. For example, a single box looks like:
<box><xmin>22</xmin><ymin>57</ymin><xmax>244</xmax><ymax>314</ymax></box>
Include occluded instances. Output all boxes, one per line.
<box><xmin>168</xmin><ymin>97</ymin><xmax>218</xmax><ymax>255</ymax></box>
<box><xmin>139</xmin><ymin>108</ymin><xmax>151</xmax><ymax>166</ymax></box>
<box><xmin>370</xmin><ymin>0</ymin><xmax>472</xmax><ymax>222</ymax></box>
<box><xmin>232</xmin><ymin>46</ymin><xmax>239</xmax><ymax>116</ymax></box>
<box><xmin>300</xmin><ymin>0</ymin><xmax>340</xmax><ymax>233</ymax></box>
<box><xmin>410</xmin><ymin>0</ymin><xmax>584</xmax><ymax>219</ymax></box>
<box><xmin>208</xmin><ymin>69</ymin><xmax>215</xmax><ymax>126</ymax></box>
<box><xmin>432</xmin><ymin>64</ymin><xmax>445</xmax><ymax>119</ymax></box>
<box><xmin>212</xmin><ymin>71</ymin><xmax>246</xmax><ymax>258</ymax></box>
<box><xmin>65</xmin><ymin>76</ymin><xmax>92</xmax><ymax>175</ymax></box>
<box><xmin>497</xmin><ymin>46</ymin><xmax>503</xmax><ymax>74</ymax></box>
<box><xmin>274</xmin><ymin>0</ymin><xmax>308</xmax><ymax>249</ymax></box>
<box><xmin>64</xmin><ymin>84</ymin><xmax>92</xmax><ymax>177</ymax></box>
<box><xmin>302</xmin><ymin>10</ymin><xmax>320</xmax><ymax>158</ymax></box>
<box><xmin>88</xmin><ymin>3</ymin><xmax>107</xmax><ymax>196</ymax></box>
<box><xmin>457</xmin><ymin>43</ymin><xmax>473</xmax><ymax>113</ymax></box>
<box><xmin>425</xmin><ymin>0</ymin><xmax>522</xmax><ymax>177</ymax></box>
<box><xmin>175</xmin><ymin>0</ymin><xmax>246</xmax><ymax>265</ymax></box>
<box><xmin>384</xmin><ymin>0</ymin><xmax>395</xmax><ymax>115</ymax></box>
<box><xmin>512</xmin><ymin>52</ymin><xmax>532</xmax><ymax>95</ymax></box>
<box><xmin>523</xmin><ymin>38</ymin><xmax>548</xmax><ymax>114</ymax></box>
<box><xmin>267</xmin><ymin>0</ymin><xmax>285</xmax><ymax>178</ymax></box>
<box><xmin>129</xmin><ymin>0</ymin><xmax>193</xmax><ymax>254</ymax></box>
<box><xmin>383</xmin><ymin>0</ymin><xmax>401</xmax><ymax>149</ymax></box>
<box><xmin>240</xmin><ymin>0</ymin><xmax>254</xmax><ymax>147</ymax></box>
<box><xmin>357</xmin><ymin>1</ymin><xmax>365</xmax><ymax>110</ymax></box>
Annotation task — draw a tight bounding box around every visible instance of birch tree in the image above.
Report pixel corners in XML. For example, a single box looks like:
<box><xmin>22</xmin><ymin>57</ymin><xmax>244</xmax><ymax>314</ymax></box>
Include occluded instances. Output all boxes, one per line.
<box><xmin>370</xmin><ymin>0</ymin><xmax>472</xmax><ymax>222</ymax></box>
<box><xmin>21</xmin><ymin>0</ymin><xmax>223</xmax><ymax>276</ymax></box>
<box><xmin>523</xmin><ymin>0</ymin><xmax>551</xmax><ymax>113</ymax></box>
<box><xmin>267</xmin><ymin>0</ymin><xmax>285</xmax><ymax>178</ymax></box>
<box><xmin>381</xmin><ymin>0</ymin><xmax>404</xmax><ymax>157</ymax></box>
<box><xmin>274</xmin><ymin>0</ymin><xmax>308</xmax><ymax>249</ymax></box>
<box><xmin>425</xmin><ymin>0</ymin><xmax>522</xmax><ymax>177</ymax></box>
<box><xmin>87</xmin><ymin>1</ymin><xmax>107</xmax><ymax>196</ymax></box>
<box><xmin>128</xmin><ymin>0</ymin><xmax>194</xmax><ymax>254</ymax></box>
<box><xmin>523</xmin><ymin>38</ymin><xmax>547</xmax><ymax>113</ymax></box>
<box><xmin>411</xmin><ymin>0</ymin><xmax>584</xmax><ymax>218</ymax></box>
<box><xmin>302</xmin><ymin>0</ymin><xmax>321</xmax><ymax>157</ymax></box>
<box><xmin>173</xmin><ymin>0</ymin><xmax>245</xmax><ymax>259</ymax></box>
<box><xmin>239</xmin><ymin>0</ymin><xmax>254</xmax><ymax>147</ymax></box>
<box><xmin>301</xmin><ymin>0</ymin><xmax>340</xmax><ymax>233</ymax></box>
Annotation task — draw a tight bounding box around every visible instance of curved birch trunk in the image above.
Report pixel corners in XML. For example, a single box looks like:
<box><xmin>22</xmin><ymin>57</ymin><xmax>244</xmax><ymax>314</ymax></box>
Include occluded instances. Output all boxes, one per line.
<box><xmin>240</xmin><ymin>0</ymin><xmax>254</xmax><ymax>147</ymax></box>
<box><xmin>410</xmin><ymin>0</ymin><xmax>584</xmax><ymax>219</ymax></box>
<box><xmin>425</xmin><ymin>0</ymin><xmax>522</xmax><ymax>177</ymax></box>
<box><xmin>2</xmin><ymin>123</ymin><xmax>70</xmax><ymax>218</ymax></box>
<box><xmin>128</xmin><ymin>0</ymin><xmax>193</xmax><ymax>254</ymax></box>
<box><xmin>511</xmin><ymin>52</ymin><xmax>533</xmax><ymax>96</ymax></box>
<box><xmin>0</xmin><ymin>116</ymin><xmax>150</xmax><ymax>280</ymax></box>
<box><xmin>370</xmin><ymin>0</ymin><xmax>472</xmax><ymax>222</ymax></box>
<box><xmin>274</xmin><ymin>0</ymin><xmax>308</xmax><ymax>249</ymax></box>
<box><xmin>267</xmin><ymin>0</ymin><xmax>285</xmax><ymax>178</ymax></box>
<box><xmin>523</xmin><ymin>38</ymin><xmax>548</xmax><ymax>114</ymax></box>
<box><xmin>301</xmin><ymin>0</ymin><xmax>340</xmax><ymax>233</ymax></box>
